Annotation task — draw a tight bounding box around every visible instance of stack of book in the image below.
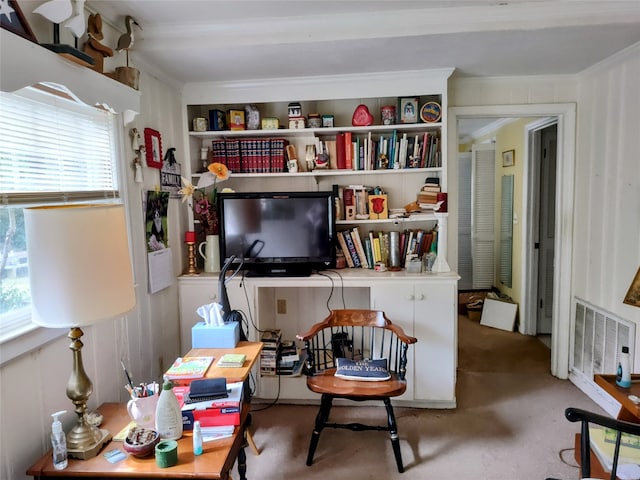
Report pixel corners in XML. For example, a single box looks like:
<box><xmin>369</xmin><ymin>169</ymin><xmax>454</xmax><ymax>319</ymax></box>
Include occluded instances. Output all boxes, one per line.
<box><xmin>260</xmin><ymin>329</ymin><xmax>282</xmax><ymax>376</ymax></box>
<box><xmin>276</xmin><ymin>341</ymin><xmax>307</xmax><ymax>376</ymax></box>
<box><xmin>173</xmin><ymin>381</ymin><xmax>244</xmax><ymax>430</ymax></box>
<box><xmin>417</xmin><ymin>177</ymin><xmax>441</xmax><ymax>210</ymax></box>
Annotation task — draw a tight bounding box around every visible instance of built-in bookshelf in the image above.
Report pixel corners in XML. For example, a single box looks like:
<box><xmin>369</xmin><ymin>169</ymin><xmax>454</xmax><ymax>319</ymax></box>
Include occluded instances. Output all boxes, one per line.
<box><xmin>180</xmin><ymin>69</ymin><xmax>453</xmax><ymax>268</ymax></box>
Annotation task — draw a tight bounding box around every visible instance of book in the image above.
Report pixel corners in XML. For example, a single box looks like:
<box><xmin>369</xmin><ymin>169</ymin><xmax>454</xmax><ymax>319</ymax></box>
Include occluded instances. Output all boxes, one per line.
<box><xmin>336</xmin><ymin>231</ymin><xmax>355</xmax><ymax>268</ymax></box>
<box><xmin>217</xmin><ymin>353</ymin><xmax>247</xmax><ymax>368</ymax></box>
<box><xmin>351</xmin><ymin>227</ymin><xmax>369</xmax><ymax>269</ymax></box>
<box><xmin>589</xmin><ymin>425</ymin><xmax>640</xmax><ymax>473</ymax></box>
<box><xmin>164</xmin><ymin>356</ymin><xmax>214</xmax><ymax>382</ymax></box>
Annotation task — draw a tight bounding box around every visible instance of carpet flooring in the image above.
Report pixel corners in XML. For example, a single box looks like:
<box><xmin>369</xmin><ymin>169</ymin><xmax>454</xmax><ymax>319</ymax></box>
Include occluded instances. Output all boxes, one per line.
<box><xmin>244</xmin><ymin>315</ymin><xmax>604</xmax><ymax>479</ymax></box>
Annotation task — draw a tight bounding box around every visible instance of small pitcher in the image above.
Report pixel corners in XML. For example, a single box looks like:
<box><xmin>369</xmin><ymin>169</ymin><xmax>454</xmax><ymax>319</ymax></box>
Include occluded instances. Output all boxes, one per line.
<box><xmin>127</xmin><ymin>395</ymin><xmax>158</xmax><ymax>429</ymax></box>
<box><xmin>198</xmin><ymin>234</ymin><xmax>220</xmax><ymax>273</ymax></box>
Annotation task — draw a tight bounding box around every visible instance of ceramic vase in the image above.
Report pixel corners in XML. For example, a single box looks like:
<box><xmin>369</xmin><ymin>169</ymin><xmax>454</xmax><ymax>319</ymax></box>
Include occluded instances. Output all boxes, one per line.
<box><xmin>198</xmin><ymin>235</ymin><xmax>220</xmax><ymax>273</ymax></box>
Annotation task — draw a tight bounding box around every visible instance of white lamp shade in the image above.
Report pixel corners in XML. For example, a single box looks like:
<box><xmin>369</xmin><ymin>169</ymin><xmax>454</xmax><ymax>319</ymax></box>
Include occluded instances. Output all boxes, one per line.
<box><xmin>24</xmin><ymin>204</ymin><xmax>136</xmax><ymax>328</ymax></box>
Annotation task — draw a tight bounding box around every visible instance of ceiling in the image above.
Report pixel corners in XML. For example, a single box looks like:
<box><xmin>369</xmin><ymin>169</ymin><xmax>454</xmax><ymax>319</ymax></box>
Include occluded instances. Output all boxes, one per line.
<box><xmin>86</xmin><ymin>0</ymin><xmax>640</xmax><ymax>87</ymax></box>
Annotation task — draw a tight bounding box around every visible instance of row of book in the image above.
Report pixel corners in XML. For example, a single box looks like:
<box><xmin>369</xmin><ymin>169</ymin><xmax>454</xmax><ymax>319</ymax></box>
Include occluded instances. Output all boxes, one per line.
<box><xmin>212</xmin><ymin>138</ymin><xmax>289</xmax><ymax>173</ymax></box>
<box><xmin>315</xmin><ymin>130</ymin><xmax>441</xmax><ymax>172</ymax></box>
<box><xmin>338</xmin><ymin>226</ymin><xmax>438</xmax><ymax>269</ymax></box>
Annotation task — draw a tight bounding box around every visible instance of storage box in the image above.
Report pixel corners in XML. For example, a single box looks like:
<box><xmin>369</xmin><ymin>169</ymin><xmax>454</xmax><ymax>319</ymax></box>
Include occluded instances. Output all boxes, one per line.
<box><xmin>174</xmin><ymin>381</ymin><xmax>243</xmax><ymax>430</ymax></box>
<box><xmin>192</xmin><ymin>322</ymin><xmax>239</xmax><ymax>349</ymax></box>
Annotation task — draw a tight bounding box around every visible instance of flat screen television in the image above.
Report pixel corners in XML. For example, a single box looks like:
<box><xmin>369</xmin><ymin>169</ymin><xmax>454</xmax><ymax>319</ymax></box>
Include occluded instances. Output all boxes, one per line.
<box><xmin>218</xmin><ymin>191</ymin><xmax>336</xmax><ymax>277</ymax></box>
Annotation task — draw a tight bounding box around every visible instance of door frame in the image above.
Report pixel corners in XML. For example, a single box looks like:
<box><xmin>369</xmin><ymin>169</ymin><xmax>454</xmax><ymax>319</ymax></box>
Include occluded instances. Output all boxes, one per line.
<box><xmin>448</xmin><ymin>104</ymin><xmax>576</xmax><ymax>379</ymax></box>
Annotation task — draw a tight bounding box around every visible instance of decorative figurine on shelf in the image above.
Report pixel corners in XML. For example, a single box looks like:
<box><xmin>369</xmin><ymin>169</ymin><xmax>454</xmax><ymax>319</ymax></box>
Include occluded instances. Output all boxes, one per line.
<box><xmin>114</xmin><ymin>15</ymin><xmax>141</xmax><ymax>89</ymax></box>
<box><xmin>83</xmin><ymin>13</ymin><xmax>113</xmax><ymax>73</ymax></box>
<box><xmin>130</xmin><ymin>128</ymin><xmax>144</xmax><ymax>183</ymax></box>
<box><xmin>33</xmin><ymin>0</ymin><xmax>95</xmax><ymax>66</ymax></box>
<box><xmin>352</xmin><ymin>104</ymin><xmax>374</xmax><ymax>126</ymax></box>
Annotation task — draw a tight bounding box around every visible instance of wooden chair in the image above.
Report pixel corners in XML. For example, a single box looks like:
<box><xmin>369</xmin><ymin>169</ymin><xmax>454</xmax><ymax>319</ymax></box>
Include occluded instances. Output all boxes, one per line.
<box><xmin>545</xmin><ymin>407</ymin><xmax>640</xmax><ymax>480</ymax></box>
<box><xmin>296</xmin><ymin>309</ymin><xmax>417</xmax><ymax>473</ymax></box>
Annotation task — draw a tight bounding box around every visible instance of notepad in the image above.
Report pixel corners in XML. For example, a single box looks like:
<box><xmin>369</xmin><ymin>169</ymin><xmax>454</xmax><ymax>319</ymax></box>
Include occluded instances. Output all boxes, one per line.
<box><xmin>217</xmin><ymin>353</ymin><xmax>246</xmax><ymax>368</ymax></box>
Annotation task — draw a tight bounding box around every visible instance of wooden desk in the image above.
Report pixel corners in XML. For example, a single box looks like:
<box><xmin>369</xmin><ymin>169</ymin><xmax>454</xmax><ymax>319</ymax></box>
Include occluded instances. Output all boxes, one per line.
<box><xmin>27</xmin><ymin>341</ymin><xmax>263</xmax><ymax>480</ymax></box>
<box><xmin>573</xmin><ymin>374</ymin><xmax>640</xmax><ymax>479</ymax></box>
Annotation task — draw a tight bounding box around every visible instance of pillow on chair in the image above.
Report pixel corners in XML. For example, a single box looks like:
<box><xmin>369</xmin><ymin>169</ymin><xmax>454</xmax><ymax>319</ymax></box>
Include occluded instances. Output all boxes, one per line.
<box><xmin>335</xmin><ymin>358</ymin><xmax>390</xmax><ymax>381</ymax></box>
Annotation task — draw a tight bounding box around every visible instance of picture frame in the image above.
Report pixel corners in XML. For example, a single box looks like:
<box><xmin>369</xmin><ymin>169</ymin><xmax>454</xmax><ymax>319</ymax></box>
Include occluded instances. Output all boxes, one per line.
<box><xmin>502</xmin><ymin>149</ymin><xmax>515</xmax><ymax>167</ymax></box>
<box><xmin>1</xmin><ymin>0</ymin><xmax>37</xmax><ymax>43</ymax></box>
<box><xmin>398</xmin><ymin>97</ymin><xmax>419</xmax><ymax>124</ymax></box>
<box><xmin>368</xmin><ymin>194</ymin><xmax>389</xmax><ymax>220</ymax></box>
<box><xmin>144</xmin><ymin>128</ymin><xmax>163</xmax><ymax>169</ymax></box>
<box><xmin>623</xmin><ymin>266</ymin><xmax>640</xmax><ymax>308</ymax></box>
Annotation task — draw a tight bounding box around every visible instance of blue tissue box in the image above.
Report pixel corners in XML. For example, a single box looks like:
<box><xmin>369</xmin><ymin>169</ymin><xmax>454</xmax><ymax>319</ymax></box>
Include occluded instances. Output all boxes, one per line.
<box><xmin>192</xmin><ymin>322</ymin><xmax>239</xmax><ymax>349</ymax></box>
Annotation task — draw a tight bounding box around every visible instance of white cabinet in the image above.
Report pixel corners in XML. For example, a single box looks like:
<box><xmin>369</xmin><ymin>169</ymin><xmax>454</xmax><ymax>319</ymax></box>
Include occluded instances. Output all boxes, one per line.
<box><xmin>178</xmin><ymin>270</ymin><xmax>459</xmax><ymax>408</ymax></box>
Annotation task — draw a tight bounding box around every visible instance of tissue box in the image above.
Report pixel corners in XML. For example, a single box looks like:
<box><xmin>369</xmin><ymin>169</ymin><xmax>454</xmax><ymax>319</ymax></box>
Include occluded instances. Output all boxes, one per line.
<box><xmin>192</xmin><ymin>322</ymin><xmax>239</xmax><ymax>349</ymax></box>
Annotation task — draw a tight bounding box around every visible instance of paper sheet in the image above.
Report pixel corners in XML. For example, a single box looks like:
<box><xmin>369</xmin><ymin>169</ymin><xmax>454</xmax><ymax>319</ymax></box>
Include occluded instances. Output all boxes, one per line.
<box><xmin>148</xmin><ymin>248</ymin><xmax>173</xmax><ymax>294</ymax></box>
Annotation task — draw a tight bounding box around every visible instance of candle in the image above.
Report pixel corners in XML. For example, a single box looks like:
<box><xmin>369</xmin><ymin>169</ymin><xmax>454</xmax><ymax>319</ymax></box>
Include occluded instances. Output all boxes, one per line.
<box><xmin>184</xmin><ymin>231</ymin><xmax>196</xmax><ymax>243</ymax></box>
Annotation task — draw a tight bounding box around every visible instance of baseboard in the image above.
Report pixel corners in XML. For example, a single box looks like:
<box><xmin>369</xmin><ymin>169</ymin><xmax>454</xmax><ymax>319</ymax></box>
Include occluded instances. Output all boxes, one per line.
<box><xmin>569</xmin><ymin>370</ymin><xmax>621</xmax><ymax>417</ymax></box>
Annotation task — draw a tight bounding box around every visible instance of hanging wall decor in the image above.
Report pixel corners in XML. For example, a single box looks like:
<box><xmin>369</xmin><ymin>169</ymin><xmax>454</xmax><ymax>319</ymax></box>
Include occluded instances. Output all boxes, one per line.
<box><xmin>1</xmin><ymin>0</ymin><xmax>37</xmax><ymax>42</ymax></box>
<box><xmin>144</xmin><ymin>128</ymin><xmax>163</xmax><ymax>168</ymax></box>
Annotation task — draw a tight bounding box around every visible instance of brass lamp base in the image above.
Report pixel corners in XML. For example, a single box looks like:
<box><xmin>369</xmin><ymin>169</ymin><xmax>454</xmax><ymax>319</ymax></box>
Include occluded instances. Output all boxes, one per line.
<box><xmin>67</xmin><ymin>427</ymin><xmax>111</xmax><ymax>460</ymax></box>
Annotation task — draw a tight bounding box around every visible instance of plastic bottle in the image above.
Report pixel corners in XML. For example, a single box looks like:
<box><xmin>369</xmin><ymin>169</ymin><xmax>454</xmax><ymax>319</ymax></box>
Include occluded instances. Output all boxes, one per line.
<box><xmin>155</xmin><ymin>381</ymin><xmax>183</xmax><ymax>440</ymax></box>
<box><xmin>616</xmin><ymin>346</ymin><xmax>632</xmax><ymax>388</ymax></box>
<box><xmin>50</xmin><ymin>410</ymin><xmax>68</xmax><ymax>470</ymax></box>
<box><xmin>192</xmin><ymin>420</ymin><xmax>203</xmax><ymax>456</ymax></box>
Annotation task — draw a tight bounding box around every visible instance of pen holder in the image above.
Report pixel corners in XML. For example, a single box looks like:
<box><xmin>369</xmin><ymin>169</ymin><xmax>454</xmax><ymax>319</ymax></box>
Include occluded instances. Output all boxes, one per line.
<box><xmin>127</xmin><ymin>395</ymin><xmax>159</xmax><ymax>429</ymax></box>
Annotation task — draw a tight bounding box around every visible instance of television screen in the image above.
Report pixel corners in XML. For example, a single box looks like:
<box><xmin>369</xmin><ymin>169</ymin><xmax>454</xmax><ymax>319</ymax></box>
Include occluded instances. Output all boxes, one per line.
<box><xmin>218</xmin><ymin>191</ymin><xmax>335</xmax><ymax>276</ymax></box>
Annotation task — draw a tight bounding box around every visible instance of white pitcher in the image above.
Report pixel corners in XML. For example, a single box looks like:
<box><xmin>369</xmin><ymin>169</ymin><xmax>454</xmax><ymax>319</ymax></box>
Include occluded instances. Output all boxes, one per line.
<box><xmin>198</xmin><ymin>235</ymin><xmax>220</xmax><ymax>273</ymax></box>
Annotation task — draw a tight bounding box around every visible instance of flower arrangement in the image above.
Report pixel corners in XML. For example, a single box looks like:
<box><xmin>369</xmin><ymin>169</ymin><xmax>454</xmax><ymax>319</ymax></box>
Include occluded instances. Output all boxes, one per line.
<box><xmin>179</xmin><ymin>162</ymin><xmax>230</xmax><ymax>236</ymax></box>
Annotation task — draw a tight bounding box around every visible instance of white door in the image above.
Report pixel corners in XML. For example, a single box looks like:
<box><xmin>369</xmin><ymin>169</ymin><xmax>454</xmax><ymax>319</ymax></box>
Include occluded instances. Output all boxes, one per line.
<box><xmin>537</xmin><ymin>125</ymin><xmax>557</xmax><ymax>334</ymax></box>
<box><xmin>471</xmin><ymin>144</ymin><xmax>496</xmax><ymax>289</ymax></box>
<box><xmin>457</xmin><ymin>152</ymin><xmax>473</xmax><ymax>289</ymax></box>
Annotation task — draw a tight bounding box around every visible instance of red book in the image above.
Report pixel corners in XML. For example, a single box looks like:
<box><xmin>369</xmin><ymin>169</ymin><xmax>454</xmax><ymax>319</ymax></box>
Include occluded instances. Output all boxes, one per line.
<box><xmin>336</xmin><ymin>133</ymin><xmax>346</xmax><ymax>169</ymax></box>
<box><xmin>344</xmin><ymin>132</ymin><xmax>353</xmax><ymax>170</ymax></box>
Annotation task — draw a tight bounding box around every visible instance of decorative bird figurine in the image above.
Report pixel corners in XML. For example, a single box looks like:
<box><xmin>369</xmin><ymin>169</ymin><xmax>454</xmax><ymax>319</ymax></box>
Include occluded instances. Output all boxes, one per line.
<box><xmin>117</xmin><ymin>15</ymin><xmax>140</xmax><ymax>67</ymax></box>
<box><xmin>33</xmin><ymin>0</ymin><xmax>72</xmax><ymax>24</ymax></box>
<box><xmin>63</xmin><ymin>0</ymin><xmax>86</xmax><ymax>39</ymax></box>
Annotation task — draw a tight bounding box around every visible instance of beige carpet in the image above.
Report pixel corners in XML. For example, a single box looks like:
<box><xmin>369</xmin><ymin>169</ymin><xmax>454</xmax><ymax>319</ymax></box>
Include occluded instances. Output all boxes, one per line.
<box><xmin>244</xmin><ymin>315</ymin><xmax>603</xmax><ymax>479</ymax></box>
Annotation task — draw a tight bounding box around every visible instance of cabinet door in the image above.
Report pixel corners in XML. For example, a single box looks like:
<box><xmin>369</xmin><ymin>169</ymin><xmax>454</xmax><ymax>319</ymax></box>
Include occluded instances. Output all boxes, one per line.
<box><xmin>372</xmin><ymin>284</ymin><xmax>415</xmax><ymax>401</ymax></box>
<box><xmin>413</xmin><ymin>282</ymin><xmax>457</xmax><ymax>402</ymax></box>
<box><xmin>373</xmin><ymin>282</ymin><xmax>457</xmax><ymax>404</ymax></box>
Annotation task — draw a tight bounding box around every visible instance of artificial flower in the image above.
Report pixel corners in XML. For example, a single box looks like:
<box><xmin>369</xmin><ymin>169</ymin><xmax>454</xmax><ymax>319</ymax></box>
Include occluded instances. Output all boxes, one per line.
<box><xmin>180</xmin><ymin>163</ymin><xmax>230</xmax><ymax>236</ymax></box>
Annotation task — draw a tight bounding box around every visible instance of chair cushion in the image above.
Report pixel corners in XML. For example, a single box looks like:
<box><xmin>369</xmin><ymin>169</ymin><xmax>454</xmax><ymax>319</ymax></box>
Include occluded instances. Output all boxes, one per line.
<box><xmin>335</xmin><ymin>358</ymin><xmax>391</xmax><ymax>381</ymax></box>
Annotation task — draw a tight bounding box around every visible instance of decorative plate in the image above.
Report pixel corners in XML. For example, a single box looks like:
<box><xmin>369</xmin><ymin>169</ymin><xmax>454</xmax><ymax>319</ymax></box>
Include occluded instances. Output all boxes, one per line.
<box><xmin>420</xmin><ymin>102</ymin><xmax>442</xmax><ymax>123</ymax></box>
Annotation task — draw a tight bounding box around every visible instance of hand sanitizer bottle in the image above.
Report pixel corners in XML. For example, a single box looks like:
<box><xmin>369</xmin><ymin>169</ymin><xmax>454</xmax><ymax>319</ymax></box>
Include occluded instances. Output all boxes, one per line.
<box><xmin>192</xmin><ymin>420</ymin><xmax>203</xmax><ymax>456</ymax></box>
<box><xmin>616</xmin><ymin>346</ymin><xmax>632</xmax><ymax>388</ymax></box>
<box><xmin>50</xmin><ymin>410</ymin><xmax>68</xmax><ymax>470</ymax></box>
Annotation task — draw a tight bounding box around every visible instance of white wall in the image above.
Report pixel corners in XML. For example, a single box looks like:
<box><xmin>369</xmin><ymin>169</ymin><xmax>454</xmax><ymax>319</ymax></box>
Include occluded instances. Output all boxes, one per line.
<box><xmin>573</xmin><ymin>47</ymin><xmax>640</xmax><ymax>333</ymax></box>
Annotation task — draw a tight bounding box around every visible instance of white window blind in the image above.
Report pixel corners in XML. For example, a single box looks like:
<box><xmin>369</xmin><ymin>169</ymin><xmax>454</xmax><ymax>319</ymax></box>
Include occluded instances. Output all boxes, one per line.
<box><xmin>0</xmin><ymin>86</ymin><xmax>119</xmax><ymax>204</ymax></box>
<box><xmin>0</xmin><ymin>85</ymin><xmax>120</xmax><ymax>347</ymax></box>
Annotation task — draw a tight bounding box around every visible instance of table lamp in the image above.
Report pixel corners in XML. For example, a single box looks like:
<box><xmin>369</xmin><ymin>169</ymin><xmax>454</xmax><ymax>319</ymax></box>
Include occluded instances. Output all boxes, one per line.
<box><xmin>24</xmin><ymin>204</ymin><xmax>136</xmax><ymax>459</ymax></box>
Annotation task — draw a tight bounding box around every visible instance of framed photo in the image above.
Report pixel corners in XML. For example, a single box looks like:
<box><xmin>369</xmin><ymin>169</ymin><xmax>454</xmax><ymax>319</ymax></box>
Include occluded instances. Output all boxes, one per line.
<box><xmin>144</xmin><ymin>128</ymin><xmax>163</xmax><ymax>169</ymax></box>
<box><xmin>502</xmin><ymin>149</ymin><xmax>515</xmax><ymax>167</ymax></box>
<box><xmin>368</xmin><ymin>194</ymin><xmax>389</xmax><ymax>220</ymax></box>
<box><xmin>623</xmin><ymin>266</ymin><xmax>640</xmax><ymax>308</ymax></box>
<box><xmin>1</xmin><ymin>0</ymin><xmax>37</xmax><ymax>43</ymax></box>
<box><xmin>398</xmin><ymin>97</ymin><xmax>419</xmax><ymax>124</ymax></box>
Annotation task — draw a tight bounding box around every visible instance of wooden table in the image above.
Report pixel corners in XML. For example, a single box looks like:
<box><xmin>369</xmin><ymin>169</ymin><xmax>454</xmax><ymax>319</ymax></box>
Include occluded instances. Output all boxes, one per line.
<box><xmin>27</xmin><ymin>341</ymin><xmax>263</xmax><ymax>480</ymax></box>
<box><xmin>573</xmin><ymin>374</ymin><xmax>640</xmax><ymax>479</ymax></box>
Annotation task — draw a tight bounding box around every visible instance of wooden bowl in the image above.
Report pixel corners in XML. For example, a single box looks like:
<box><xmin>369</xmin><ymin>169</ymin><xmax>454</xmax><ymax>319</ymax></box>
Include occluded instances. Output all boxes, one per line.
<box><xmin>123</xmin><ymin>427</ymin><xmax>160</xmax><ymax>458</ymax></box>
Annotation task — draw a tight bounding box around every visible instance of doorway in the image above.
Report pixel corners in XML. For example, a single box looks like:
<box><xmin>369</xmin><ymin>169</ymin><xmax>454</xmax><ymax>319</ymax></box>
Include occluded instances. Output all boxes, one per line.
<box><xmin>449</xmin><ymin>104</ymin><xmax>576</xmax><ymax>379</ymax></box>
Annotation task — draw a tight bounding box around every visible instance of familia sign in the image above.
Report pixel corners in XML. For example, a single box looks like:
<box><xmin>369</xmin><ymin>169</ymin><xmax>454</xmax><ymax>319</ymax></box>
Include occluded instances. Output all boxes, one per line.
<box><xmin>160</xmin><ymin>147</ymin><xmax>181</xmax><ymax>195</ymax></box>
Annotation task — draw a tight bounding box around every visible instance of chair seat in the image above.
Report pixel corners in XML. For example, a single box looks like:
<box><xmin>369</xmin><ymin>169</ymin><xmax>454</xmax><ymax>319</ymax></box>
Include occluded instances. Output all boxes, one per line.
<box><xmin>306</xmin><ymin>368</ymin><xmax>407</xmax><ymax>398</ymax></box>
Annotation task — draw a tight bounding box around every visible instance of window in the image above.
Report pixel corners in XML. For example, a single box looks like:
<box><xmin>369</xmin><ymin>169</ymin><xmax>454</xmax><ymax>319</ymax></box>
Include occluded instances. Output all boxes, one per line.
<box><xmin>0</xmin><ymin>84</ymin><xmax>120</xmax><ymax>345</ymax></box>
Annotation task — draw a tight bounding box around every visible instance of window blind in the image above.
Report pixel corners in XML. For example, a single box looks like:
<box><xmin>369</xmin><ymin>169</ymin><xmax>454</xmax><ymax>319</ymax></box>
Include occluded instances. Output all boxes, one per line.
<box><xmin>0</xmin><ymin>87</ymin><xmax>119</xmax><ymax>204</ymax></box>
